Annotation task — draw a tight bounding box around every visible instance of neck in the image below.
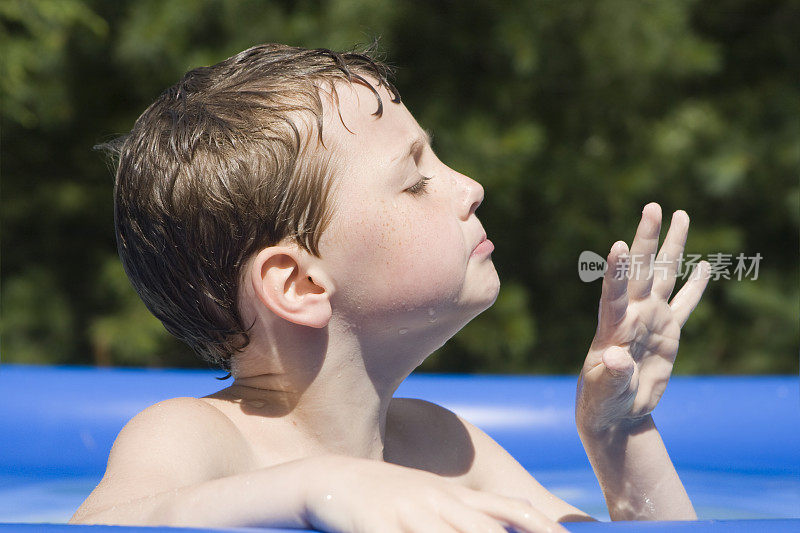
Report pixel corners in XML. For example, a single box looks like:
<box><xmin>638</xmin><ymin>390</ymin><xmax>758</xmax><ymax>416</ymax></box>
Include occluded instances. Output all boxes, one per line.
<box><xmin>220</xmin><ymin>317</ymin><xmax>420</xmax><ymax>461</ymax></box>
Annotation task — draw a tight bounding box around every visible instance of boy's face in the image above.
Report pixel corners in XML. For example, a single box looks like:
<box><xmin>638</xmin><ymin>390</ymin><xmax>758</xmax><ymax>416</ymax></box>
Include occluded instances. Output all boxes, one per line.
<box><xmin>315</xmin><ymin>77</ymin><xmax>500</xmax><ymax>343</ymax></box>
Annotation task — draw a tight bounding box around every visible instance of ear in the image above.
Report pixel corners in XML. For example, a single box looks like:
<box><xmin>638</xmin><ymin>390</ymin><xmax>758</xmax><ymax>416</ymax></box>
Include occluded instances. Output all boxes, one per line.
<box><xmin>249</xmin><ymin>244</ymin><xmax>333</xmax><ymax>328</ymax></box>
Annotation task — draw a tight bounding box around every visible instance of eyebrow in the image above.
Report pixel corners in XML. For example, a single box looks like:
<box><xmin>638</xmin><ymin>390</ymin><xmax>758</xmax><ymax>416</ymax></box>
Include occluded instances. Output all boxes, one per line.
<box><xmin>390</xmin><ymin>128</ymin><xmax>434</xmax><ymax>166</ymax></box>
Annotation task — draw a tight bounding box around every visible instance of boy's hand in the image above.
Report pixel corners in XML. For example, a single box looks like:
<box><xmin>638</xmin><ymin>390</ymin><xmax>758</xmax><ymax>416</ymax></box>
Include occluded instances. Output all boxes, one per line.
<box><xmin>304</xmin><ymin>455</ymin><xmax>568</xmax><ymax>533</ymax></box>
<box><xmin>576</xmin><ymin>202</ymin><xmax>710</xmax><ymax>437</ymax></box>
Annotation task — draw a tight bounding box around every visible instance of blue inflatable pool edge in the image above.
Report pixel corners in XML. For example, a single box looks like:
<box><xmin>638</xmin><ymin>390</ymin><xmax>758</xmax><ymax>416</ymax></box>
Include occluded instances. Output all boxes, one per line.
<box><xmin>1</xmin><ymin>365</ymin><xmax>798</xmax><ymax>532</ymax></box>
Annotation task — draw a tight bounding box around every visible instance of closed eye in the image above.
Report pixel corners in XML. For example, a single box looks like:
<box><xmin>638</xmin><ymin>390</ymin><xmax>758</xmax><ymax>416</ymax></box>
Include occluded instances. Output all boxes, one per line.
<box><xmin>407</xmin><ymin>175</ymin><xmax>432</xmax><ymax>195</ymax></box>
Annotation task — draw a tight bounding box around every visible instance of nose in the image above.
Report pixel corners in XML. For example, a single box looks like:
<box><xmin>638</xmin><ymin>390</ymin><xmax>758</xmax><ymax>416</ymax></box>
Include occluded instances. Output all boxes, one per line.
<box><xmin>457</xmin><ymin>173</ymin><xmax>484</xmax><ymax>220</ymax></box>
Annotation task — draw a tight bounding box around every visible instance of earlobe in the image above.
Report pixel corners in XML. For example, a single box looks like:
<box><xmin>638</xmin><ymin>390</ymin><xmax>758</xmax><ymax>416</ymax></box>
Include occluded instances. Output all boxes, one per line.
<box><xmin>249</xmin><ymin>246</ymin><xmax>332</xmax><ymax>329</ymax></box>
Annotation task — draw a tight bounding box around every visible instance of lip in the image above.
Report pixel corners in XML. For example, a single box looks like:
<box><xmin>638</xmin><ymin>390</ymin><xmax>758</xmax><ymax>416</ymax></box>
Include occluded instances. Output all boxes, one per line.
<box><xmin>471</xmin><ymin>234</ymin><xmax>494</xmax><ymax>257</ymax></box>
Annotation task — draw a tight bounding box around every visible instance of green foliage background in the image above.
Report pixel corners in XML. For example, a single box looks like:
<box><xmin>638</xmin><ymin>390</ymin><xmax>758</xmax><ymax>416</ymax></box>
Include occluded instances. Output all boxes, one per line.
<box><xmin>2</xmin><ymin>0</ymin><xmax>798</xmax><ymax>374</ymax></box>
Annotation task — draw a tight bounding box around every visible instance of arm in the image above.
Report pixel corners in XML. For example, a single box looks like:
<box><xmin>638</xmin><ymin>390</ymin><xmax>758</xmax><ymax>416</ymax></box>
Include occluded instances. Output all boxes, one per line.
<box><xmin>576</xmin><ymin>203</ymin><xmax>710</xmax><ymax>520</ymax></box>
<box><xmin>71</xmin><ymin>458</ymin><xmax>315</xmax><ymax>528</ymax></box>
<box><xmin>74</xmin><ymin>454</ymin><xmax>568</xmax><ymax>533</ymax></box>
<box><xmin>394</xmin><ymin>398</ymin><xmax>595</xmax><ymax>523</ymax></box>
<box><xmin>456</xmin><ymin>413</ymin><xmax>598</xmax><ymax>524</ymax></box>
<box><xmin>69</xmin><ymin>396</ymin><xmax>311</xmax><ymax>527</ymax></box>
<box><xmin>577</xmin><ymin>415</ymin><xmax>694</xmax><ymax>520</ymax></box>
<box><xmin>71</xmin><ymin>397</ymin><xmax>566</xmax><ymax>532</ymax></box>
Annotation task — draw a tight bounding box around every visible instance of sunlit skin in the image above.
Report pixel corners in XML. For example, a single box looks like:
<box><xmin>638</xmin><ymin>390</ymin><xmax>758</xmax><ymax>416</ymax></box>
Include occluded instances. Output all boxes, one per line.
<box><xmin>576</xmin><ymin>202</ymin><xmax>711</xmax><ymax>519</ymax></box>
<box><xmin>578</xmin><ymin>204</ymin><xmax>710</xmax><ymax>432</ymax></box>
<box><xmin>226</xmin><ymin>75</ymin><xmax>505</xmax><ymax>464</ymax></box>
<box><xmin>70</xmin><ymin>75</ymin><xmax>709</xmax><ymax>531</ymax></box>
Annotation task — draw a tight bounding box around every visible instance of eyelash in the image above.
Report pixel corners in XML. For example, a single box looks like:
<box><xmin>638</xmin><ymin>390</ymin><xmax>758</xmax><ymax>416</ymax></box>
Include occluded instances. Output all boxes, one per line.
<box><xmin>407</xmin><ymin>175</ymin><xmax>432</xmax><ymax>195</ymax></box>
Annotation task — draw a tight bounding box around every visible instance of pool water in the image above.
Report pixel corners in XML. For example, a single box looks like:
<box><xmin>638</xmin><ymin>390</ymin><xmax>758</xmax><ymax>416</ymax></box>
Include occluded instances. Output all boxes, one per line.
<box><xmin>1</xmin><ymin>366</ymin><xmax>798</xmax><ymax>528</ymax></box>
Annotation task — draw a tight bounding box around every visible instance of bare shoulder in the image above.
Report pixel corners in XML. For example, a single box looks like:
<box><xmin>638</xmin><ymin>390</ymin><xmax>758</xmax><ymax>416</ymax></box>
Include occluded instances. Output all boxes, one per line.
<box><xmin>386</xmin><ymin>397</ymin><xmax>593</xmax><ymax>523</ymax></box>
<box><xmin>385</xmin><ymin>397</ymin><xmax>512</xmax><ymax>481</ymax></box>
<box><xmin>385</xmin><ymin>397</ymin><xmax>480</xmax><ymax>486</ymax></box>
<box><xmin>71</xmin><ymin>396</ymin><xmax>252</xmax><ymax>522</ymax></box>
<box><xmin>108</xmin><ymin>396</ymin><xmax>251</xmax><ymax>474</ymax></box>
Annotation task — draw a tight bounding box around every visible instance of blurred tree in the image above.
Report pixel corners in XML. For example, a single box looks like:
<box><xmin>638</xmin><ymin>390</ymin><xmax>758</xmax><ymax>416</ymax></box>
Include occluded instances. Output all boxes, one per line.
<box><xmin>1</xmin><ymin>0</ymin><xmax>797</xmax><ymax>374</ymax></box>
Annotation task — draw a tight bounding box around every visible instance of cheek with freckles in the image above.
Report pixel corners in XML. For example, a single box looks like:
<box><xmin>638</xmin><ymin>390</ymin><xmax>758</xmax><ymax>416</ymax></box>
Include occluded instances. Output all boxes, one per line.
<box><xmin>339</xmin><ymin>198</ymin><xmax>466</xmax><ymax>314</ymax></box>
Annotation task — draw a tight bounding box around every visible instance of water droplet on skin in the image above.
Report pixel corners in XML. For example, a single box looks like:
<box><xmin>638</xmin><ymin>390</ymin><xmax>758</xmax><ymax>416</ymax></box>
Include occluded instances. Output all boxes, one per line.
<box><xmin>399</xmin><ymin>328</ymin><xmax>408</xmax><ymax>335</ymax></box>
<box><xmin>428</xmin><ymin>308</ymin><xmax>435</xmax><ymax>316</ymax></box>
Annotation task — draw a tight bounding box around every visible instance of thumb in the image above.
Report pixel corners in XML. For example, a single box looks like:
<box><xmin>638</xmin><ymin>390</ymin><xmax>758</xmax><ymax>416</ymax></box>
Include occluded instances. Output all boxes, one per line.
<box><xmin>600</xmin><ymin>346</ymin><xmax>635</xmax><ymax>389</ymax></box>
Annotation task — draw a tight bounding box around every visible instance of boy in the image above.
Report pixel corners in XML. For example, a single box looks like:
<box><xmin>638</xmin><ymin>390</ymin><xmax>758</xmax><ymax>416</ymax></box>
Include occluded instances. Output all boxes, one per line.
<box><xmin>70</xmin><ymin>43</ymin><xmax>710</xmax><ymax>532</ymax></box>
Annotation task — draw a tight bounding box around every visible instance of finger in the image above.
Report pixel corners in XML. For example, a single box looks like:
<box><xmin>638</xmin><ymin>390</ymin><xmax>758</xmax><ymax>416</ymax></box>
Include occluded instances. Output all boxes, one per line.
<box><xmin>400</xmin><ymin>509</ymin><xmax>459</xmax><ymax>533</ymax></box>
<box><xmin>601</xmin><ymin>346</ymin><xmax>636</xmax><ymax>391</ymax></box>
<box><xmin>583</xmin><ymin>346</ymin><xmax>638</xmax><ymax>401</ymax></box>
<box><xmin>598</xmin><ymin>240</ymin><xmax>630</xmax><ymax>332</ymax></box>
<box><xmin>461</xmin><ymin>491</ymin><xmax>568</xmax><ymax>533</ymax></box>
<box><xmin>627</xmin><ymin>202</ymin><xmax>662</xmax><ymax>300</ymax></box>
<box><xmin>669</xmin><ymin>261</ymin><xmax>711</xmax><ymax>328</ymax></box>
<box><xmin>438</xmin><ymin>500</ymin><xmax>507</xmax><ymax>533</ymax></box>
<box><xmin>580</xmin><ymin>353</ymin><xmax>641</xmax><ymax>433</ymax></box>
<box><xmin>357</xmin><ymin>518</ymin><xmax>404</xmax><ymax>533</ymax></box>
<box><xmin>651</xmin><ymin>210</ymin><xmax>690</xmax><ymax>301</ymax></box>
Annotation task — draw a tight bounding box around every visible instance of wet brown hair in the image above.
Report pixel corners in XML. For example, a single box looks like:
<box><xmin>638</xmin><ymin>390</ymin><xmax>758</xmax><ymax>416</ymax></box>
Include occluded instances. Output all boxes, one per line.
<box><xmin>98</xmin><ymin>43</ymin><xmax>401</xmax><ymax>373</ymax></box>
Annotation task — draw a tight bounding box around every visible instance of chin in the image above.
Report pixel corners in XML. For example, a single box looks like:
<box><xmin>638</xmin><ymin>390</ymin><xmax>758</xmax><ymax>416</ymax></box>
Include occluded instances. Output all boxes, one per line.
<box><xmin>457</xmin><ymin>278</ymin><xmax>501</xmax><ymax>325</ymax></box>
<box><xmin>477</xmin><ymin>266</ymin><xmax>501</xmax><ymax>308</ymax></box>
